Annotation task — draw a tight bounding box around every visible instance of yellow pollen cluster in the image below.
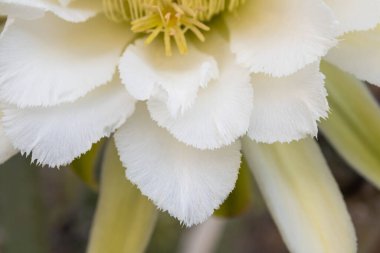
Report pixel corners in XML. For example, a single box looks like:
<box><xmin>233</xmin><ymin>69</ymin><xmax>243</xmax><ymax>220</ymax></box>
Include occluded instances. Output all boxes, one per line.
<box><xmin>103</xmin><ymin>0</ymin><xmax>245</xmax><ymax>55</ymax></box>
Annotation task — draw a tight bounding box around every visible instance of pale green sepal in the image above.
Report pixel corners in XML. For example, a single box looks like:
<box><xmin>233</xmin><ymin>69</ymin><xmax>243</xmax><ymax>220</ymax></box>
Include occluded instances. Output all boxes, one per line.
<box><xmin>71</xmin><ymin>140</ymin><xmax>104</xmax><ymax>191</ymax></box>
<box><xmin>242</xmin><ymin>137</ymin><xmax>356</xmax><ymax>253</ymax></box>
<box><xmin>86</xmin><ymin>140</ymin><xmax>157</xmax><ymax>253</ymax></box>
<box><xmin>320</xmin><ymin>61</ymin><xmax>380</xmax><ymax>188</ymax></box>
<box><xmin>214</xmin><ymin>158</ymin><xmax>253</xmax><ymax>218</ymax></box>
<box><xmin>1</xmin><ymin>16</ymin><xmax>5</xmax><ymax>30</ymax></box>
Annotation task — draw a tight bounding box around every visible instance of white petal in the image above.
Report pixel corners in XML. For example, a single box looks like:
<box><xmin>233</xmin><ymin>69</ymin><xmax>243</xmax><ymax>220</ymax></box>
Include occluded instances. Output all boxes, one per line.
<box><xmin>0</xmin><ymin>14</ymin><xmax>133</xmax><ymax>107</ymax></box>
<box><xmin>243</xmin><ymin>138</ymin><xmax>357</xmax><ymax>253</ymax></box>
<box><xmin>0</xmin><ymin>2</ymin><xmax>45</xmax><ymax>20</ymax></box>
<box><xmin>325</xmin><ymin>25</ymin><xmax>380</xmax><ymax>85</ymax></box>
<box><xmin>148</xmin><ymin>36</ymin><xmax>253</xmax><ymax>150</ymax></box>
<box><xmin>0</xmin><ymin>0</ymin><xmax>102</xmax><ymax>22</ymax></box>
<box><xmin>226</xmin><ymin>0</ymin><xmax>337</xmax><ymax>77</ymax></box>
<box><xmin>2</xmin><ymin>78</ymin><xmax>135</xmax><ymax>167</ymax></box>
<box><xmin>114</xmin><ymin>105</ymin><xmax>241</xmax><ymax>227</ymax></box>
<box><xmin>43</xmin><ymin>0</ymin><xmax>102</xmax><ymax>23</ymax></box>
<box><xmin>324</xmin><ymin>0</ymin><xmax>380</xmax><ymax>35</ymax></box>
<box><xmin>0</xmin><ymin>121</ymin><xmax>17</xmax><ymax>164</ymax></box>
<box><xmin>119</xmin><ymin>39</ymin><xmax>219</xmax><ymax>116</ymax></box>
<box><xmin>248</xmin><ymin>63</ymin><xmax>328</xmax><ymax>143</ymax></box>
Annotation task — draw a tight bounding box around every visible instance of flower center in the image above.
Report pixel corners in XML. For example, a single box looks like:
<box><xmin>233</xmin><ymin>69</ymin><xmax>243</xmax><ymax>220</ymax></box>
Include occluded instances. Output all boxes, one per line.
<box><xmin>102</xmin><ymin>0</ymin><xmax>245</xmax><ymax>55</ymax></box>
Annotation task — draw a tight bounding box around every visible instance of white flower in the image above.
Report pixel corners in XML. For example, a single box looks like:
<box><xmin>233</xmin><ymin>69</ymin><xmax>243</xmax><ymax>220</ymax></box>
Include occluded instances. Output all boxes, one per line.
<box><xmin>0</xmin><ymin>0</ymin><xmax>334</xmax><ymax>227</ymax></box>
<box><xmin>0</xmin><ymin>0</ymin><xmax>376</xmax><ymax>235</ymax></box>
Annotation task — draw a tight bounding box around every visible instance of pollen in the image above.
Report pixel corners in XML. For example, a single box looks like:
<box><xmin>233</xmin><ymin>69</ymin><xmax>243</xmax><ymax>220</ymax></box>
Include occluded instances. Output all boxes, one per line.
<box><xmin>102</xmin><ymin>0</ymin><xmax>245</xmax><ymax>55</ymax></box>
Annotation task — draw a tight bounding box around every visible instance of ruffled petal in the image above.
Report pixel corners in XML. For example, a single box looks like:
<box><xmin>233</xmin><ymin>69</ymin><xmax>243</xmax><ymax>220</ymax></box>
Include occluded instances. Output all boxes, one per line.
<box><xmin>324</xmin><ymin>0</ymin><xmax>380</xmax><ymax>35</ymax></box>
<box><xmin>248</xmin><ymin>63</ymin><xmax>328</xmax><ymax>143</ymax></box>
<box><xmin>119</xmin><ymin>39</ymin><xmax>219</xmax><ymax>116</ymax></box>
<box><xmin>0</xmin><ymin>14</ymin><xmax>133</xmax><ymax>107</ymax></box>
<box><xmin>2</xmin><ymin>78</ymin><xmax>135</xmax><ymax>167</ymax></box>
<box><xmin>114</xmin><ymin>104</ymin><xmax>241</xmax><ymax>227</ymax></box>
<box><xmin>0</xmin><ymin>2</ymin><xmax>45</xmax><ymax>20</ymax></box>
<box><xmin>0</xmin><ymin>0</ymin><xmax>102</xmax><ymax>22</ymax></box>
<box><xmin>325</xmin><ymin>25</ymin><xmax>380</xmax><ymax>86</ymax></box>
<box><xmin>225</xmin><ymin>0</ymin><xmax>337</xmax><ymax>77</ymax></box>
<box><xmin>148</xmin><ymin>35</ymin><xmax>253</xmax><ymax>150</ymax></box>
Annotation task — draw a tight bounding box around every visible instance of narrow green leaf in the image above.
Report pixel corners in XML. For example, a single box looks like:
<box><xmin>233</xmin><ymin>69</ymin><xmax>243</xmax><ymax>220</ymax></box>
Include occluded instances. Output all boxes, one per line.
<box><xmin>214</xmin><ymin>158</ymin><xmax>253</xmax><ymax>217</ymax></box>
<box><xmin>320</xmin><ymin>61</ymin><xmax>380</xmax><ymax>188</ymax></box>
<box><xmin>86</xmin><ymin>140</ymin><xmax>157</xmax><ymax>253</ymax></box>
<box><xmin>242</xmin><ymin>137</ymin><xmax>356</xmax><ymax>253</ymax></box>
<box><xmin>71</xmin><ymin>140</ymin><xmax>104</xmax><ymax>190</ymax></box>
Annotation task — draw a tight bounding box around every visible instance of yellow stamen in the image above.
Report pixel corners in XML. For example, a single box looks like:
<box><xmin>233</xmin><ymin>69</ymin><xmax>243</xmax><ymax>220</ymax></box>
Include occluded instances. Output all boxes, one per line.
<box><xmin>102</xmin><ymin>0</ymin><xmax>245</xmax><ymax>55</ymax></box>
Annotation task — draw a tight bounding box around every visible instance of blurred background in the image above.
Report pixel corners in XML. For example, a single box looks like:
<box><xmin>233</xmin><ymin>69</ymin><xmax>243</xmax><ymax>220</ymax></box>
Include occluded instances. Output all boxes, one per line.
<box><xmin>0</xmin><ymin>83</ymin><xmax>379</xmax><ymax>253</ymax></box>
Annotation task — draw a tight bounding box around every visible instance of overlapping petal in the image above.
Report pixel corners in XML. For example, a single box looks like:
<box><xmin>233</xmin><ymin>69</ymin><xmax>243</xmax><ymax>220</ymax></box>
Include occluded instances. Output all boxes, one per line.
<box><xmin>2</xmin><ymin>79</ymin><xmax>135</xmax><ymax>167</ymax></box>
<box><xmin>248</xmin><ymin>63</ymin><xmax>328</xmax><ymax>143</ymax></box>
<box><xmin>324</xmin><ymin>0</ymin><xmax>380</xmax><ymax>35</ymax></box>
<box><xmin>114</xmin><ymin>105</ymin><xmax>241</xmax><ymax>226</ymax></box>
<box><xmin>226</xmin><ymin>0</ymin><xmax>337</xmax><ymax>77</ymax></box>
<box><xmin>0</xmin><ymin>2</ymin><xmax>45</xmax><ymax>20</ymax></box>
<box><xmin>119</xmin><ymin>39</ymin><xmax>219</xmax><ymax>116</ymax></box>
<box><xmin>0</xmin><ymin>0</ymin><xmax>101</xmax><ymax>22</ymax></box>
<box><xmin>0</xmin><ymin>14</ymin><xmax>133</xmax><ymax>107</ymax></box>
<box><xmin>148</xmin><ymin>41</ymin><xmax>253</xmax><ymax>150</ymax></box>
<box><xmin>325</xmin><ymin>25</ymin><xmax>380</xmax><ymax>86</ymax></box>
